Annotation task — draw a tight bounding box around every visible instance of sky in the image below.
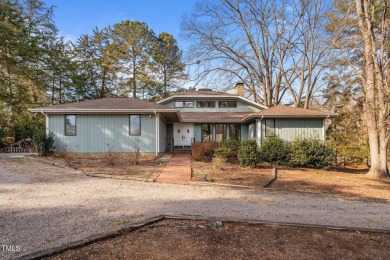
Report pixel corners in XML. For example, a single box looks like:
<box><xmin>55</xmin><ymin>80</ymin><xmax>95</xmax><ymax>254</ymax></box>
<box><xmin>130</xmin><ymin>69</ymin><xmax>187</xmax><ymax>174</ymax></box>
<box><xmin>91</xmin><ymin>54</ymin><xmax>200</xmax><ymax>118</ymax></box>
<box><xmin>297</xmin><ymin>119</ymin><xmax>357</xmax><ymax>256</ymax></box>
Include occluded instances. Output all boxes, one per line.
<box><xmin>44</xmin><ymin>0</ymin><xmax>198</xmax><ymax>49</ymax></box>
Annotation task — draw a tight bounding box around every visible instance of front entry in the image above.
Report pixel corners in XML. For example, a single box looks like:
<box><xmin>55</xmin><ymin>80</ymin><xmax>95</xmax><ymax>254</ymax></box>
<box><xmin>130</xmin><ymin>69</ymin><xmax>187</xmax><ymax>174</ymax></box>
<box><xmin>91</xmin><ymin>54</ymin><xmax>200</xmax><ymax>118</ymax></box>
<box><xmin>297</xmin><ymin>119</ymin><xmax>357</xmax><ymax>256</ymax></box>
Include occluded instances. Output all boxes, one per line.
<box><xmin>173</xmin><ymin>123</ymin><xmax>194</xmax><ymax>147</ymax></box>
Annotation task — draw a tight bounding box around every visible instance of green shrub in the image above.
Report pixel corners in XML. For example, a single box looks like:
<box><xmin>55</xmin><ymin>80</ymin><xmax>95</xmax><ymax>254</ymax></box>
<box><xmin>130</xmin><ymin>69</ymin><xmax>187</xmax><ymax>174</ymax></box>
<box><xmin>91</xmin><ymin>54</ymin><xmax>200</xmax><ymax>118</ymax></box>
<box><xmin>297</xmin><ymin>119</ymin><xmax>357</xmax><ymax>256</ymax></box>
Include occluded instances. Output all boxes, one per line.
<box><xmin>32</xmin><ymin>127</ymin><xmax>55</xmax><ymax>156</ymax></box>
<box><xmin>259</xmin><ymin>136</ymin><xmax>290</xmax><ymax>165</ymax></box>
<box><xmin>238</xmin><ymin>139</ymin><xmax>258</xmax><ymax>167</ymax></box>
<box><xmin>289</xmin><ymin>137</ymin><xmax>334</xmax><ymax>169</ymax></box>
<box><xmin>221</xmin><ymin>139</ymin><xmax>239</xmax><ymax>159</ymax></box>
<box><xmin>191</xmin><ymin>142</ymin><xmax>219</xmax><ymax>161</ymax></box>
<box><xmin>213</xmin><ymin>147</ymin><xmax>233</xmax><ymax>159</ymax></box>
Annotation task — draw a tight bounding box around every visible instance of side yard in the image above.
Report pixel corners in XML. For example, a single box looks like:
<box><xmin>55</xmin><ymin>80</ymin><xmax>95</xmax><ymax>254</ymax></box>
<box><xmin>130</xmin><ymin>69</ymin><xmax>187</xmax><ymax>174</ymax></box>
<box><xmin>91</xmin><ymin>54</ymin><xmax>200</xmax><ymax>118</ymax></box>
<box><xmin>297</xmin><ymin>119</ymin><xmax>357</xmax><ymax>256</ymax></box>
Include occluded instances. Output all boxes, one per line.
<box><xmin>192</xmin><ymin>161</ymin><xmax>390</xmax><ymax>202</ymax></box>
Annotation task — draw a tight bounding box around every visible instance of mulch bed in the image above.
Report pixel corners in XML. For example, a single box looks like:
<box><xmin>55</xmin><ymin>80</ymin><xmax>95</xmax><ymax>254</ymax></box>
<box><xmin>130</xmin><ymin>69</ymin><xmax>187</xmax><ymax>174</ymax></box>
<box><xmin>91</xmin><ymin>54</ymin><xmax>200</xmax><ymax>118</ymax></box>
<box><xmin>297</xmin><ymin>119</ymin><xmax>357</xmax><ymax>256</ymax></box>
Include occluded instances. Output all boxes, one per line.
<box><xmin>192</xmin><ymin>161</ymin><xmax>272</xmax><ymax>186</ymax></box>
<box><xmin>50</xmin><ymin>219</ymin><xmax>390</xmax><ymax>259</ymax></box>
<box><xmin>32</xmin><ymin>153</ymin><xmax>167</xmax><ymax>181</ymax></box>
<box><xmin>192</xmin><ymin>161</ymin><xmax>390</xmax><ymax>202</ymax></box>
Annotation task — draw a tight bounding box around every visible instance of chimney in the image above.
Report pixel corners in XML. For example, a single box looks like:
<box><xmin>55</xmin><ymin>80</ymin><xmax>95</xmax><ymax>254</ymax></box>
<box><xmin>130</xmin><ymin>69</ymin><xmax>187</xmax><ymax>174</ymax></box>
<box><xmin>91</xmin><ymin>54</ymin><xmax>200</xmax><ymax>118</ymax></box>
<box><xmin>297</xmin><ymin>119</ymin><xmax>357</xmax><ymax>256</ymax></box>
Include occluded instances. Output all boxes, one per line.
<box><xmin>235</xmin><ymin>82</ymin><xmax>245</xmax><ymax>97</ymax></box>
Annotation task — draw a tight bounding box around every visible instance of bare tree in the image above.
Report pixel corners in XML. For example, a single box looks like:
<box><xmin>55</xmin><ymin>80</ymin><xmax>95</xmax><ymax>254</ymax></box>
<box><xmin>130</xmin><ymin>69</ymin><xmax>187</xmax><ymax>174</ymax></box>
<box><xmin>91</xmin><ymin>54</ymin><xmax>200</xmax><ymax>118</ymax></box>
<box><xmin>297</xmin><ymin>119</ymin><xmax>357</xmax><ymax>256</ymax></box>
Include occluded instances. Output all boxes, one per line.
<box><xmin>282</xmin><ymin>0</ymin><xmax>333</xmax><ymax>108</ymax></box>
<box><xmin>182</xmin><ymin>0</ymin><xmax>331</xmax><ymax>107</ymax></box>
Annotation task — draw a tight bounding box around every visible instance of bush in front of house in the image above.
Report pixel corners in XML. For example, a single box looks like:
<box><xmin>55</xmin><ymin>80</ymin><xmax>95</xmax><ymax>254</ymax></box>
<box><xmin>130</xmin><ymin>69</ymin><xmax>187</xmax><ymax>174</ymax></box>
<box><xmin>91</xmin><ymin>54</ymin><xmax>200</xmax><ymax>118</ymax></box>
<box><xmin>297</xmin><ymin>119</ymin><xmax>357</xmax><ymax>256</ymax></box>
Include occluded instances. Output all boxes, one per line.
<box><xmin>192</xmin><ymin>142</ymin><xmax>219</xmax><ymax>161</ymax></box>
<box><xmin>32</xmin><ymin>126</ymin><xmax>55</xmax><ymax>156</ymax></box>
<box><xmin>238</xmin><ymin>139</ymin><xmax>258</xmax><ymax>167</ymax></box>
<box><xmin>213</xmin><ymin>146</ymin><xmax>233</xmax><ymax>159</ymax></box>
<box><xmin>258</xmin><ymin>136</ymin><xmax>290</xmax><ymax>165</ymax></box>
<box><xmin>289</xmin><ymin>137</ymin><xmax>334</xmax><ymax>169</ymax></box>
<box><xmin>222</xmin><ymin>139</ymin><xmax>239</xmax><ymax>159</ymax></box>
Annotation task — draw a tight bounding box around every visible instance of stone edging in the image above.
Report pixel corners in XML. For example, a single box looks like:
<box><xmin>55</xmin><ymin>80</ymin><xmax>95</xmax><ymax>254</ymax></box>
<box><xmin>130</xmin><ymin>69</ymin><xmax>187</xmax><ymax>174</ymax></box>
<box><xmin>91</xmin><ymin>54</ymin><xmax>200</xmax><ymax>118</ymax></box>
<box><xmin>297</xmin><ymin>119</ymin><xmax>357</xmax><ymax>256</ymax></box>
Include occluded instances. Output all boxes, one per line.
<box><xmin>26</xmin><ymin>156</ymin><xmax>83</xmax><ymax>174</ymax></box>
<box><xmin>15</xmin><ymin>215</ymin><xmax>165</xmax><ymax>260</ymax></box>
<box><xmin>15</xmin><ymin>214</ymin><xmax>390</xmax><ymax>260</ymax></box>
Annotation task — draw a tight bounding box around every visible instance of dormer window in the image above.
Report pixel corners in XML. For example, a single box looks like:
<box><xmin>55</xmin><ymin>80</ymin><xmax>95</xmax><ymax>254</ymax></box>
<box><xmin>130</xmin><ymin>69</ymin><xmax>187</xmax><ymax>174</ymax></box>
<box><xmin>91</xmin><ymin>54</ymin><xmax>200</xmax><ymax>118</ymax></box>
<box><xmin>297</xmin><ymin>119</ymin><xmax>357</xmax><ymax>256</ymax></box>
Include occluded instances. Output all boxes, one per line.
<box><xmin>175</xmin><ymin>101</ymin><xmax>194</xmax><ymax>108</ymax></box>
<box><xmin>219</xmin><ymin>101</ymin><xmax>237</xmax><ymax>108</ymax></box>
<box><xmin>196</xmin><ymin>101</ymin><xmax>216</xmax><ymax>108</ymax></box>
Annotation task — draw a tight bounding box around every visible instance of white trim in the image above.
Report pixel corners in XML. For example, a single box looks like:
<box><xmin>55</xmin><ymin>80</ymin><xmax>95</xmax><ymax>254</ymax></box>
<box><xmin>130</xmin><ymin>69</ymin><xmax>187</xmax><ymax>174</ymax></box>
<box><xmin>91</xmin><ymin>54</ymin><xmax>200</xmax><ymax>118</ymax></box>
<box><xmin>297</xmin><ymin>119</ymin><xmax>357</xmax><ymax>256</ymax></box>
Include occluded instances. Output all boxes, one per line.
<box><xmin>45</xmin><ymin>114</ymin><xmax>49</xmax><ymax>136</ymax></box>
<box><xmin>155</xmin><ymin>112</ymin><xmax>159</xmax><ymax>156</ymax></box>
<box><xmin>323</xmin><ymin>118</ymin><xmax>326</xmax><ymax>142</ymax></box>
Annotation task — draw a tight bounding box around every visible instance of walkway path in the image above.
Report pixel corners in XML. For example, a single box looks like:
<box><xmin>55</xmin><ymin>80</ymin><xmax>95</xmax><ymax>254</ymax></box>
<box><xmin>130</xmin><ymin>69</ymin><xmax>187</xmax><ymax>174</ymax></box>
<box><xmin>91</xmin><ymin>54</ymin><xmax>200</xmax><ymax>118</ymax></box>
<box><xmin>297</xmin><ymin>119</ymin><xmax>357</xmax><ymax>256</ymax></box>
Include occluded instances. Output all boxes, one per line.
<box><xmin>156</xmin><ymin>153</ymin><xmax>191</xmax><ymax>184</ymax></box>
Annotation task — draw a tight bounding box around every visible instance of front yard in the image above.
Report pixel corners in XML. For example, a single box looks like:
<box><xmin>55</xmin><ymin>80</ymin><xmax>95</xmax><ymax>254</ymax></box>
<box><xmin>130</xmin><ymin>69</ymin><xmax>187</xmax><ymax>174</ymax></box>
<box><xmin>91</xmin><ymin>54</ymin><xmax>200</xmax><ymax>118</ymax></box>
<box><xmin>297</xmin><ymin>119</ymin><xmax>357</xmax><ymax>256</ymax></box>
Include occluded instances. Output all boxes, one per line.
<box><xmin>192</xmin><ymin>161</ymin><xmax>390</xmax><ymax>202</ymax></box>
<box><xmin>32</xmin><ymin>153</ymin><xmax>169</xmax><ymax>181</ymax></box>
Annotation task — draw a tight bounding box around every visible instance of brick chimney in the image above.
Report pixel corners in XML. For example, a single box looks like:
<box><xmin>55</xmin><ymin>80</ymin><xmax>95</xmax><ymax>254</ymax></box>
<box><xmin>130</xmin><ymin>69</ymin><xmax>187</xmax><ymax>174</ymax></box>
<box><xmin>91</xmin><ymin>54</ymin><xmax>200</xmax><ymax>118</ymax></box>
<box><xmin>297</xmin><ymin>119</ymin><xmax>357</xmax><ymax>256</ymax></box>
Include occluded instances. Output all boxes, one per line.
<box><xmin>235</xmin><ymin>82</ymin><xmax>245</xmax><ymax>97</ymax></box>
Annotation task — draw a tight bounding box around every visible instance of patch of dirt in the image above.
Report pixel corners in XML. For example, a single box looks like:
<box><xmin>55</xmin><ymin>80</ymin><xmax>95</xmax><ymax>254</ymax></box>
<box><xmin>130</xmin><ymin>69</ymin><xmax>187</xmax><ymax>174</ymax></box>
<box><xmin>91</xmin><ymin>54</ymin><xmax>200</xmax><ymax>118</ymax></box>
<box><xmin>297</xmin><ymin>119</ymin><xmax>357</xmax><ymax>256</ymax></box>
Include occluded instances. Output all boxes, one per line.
<box><xmin>192</xmin><ymin>161</ymin><xmax>390</xmax><ymax>202</ymax></box>
<box><xmin>192</xmin><ymin>161</ymin><xmax>272</xmax><ymax>186</ymax></box>
<box><xmin>33</xmin><ymin>153</ymin><xmax>167</xmax><ymax>181</ymax></box>
<box><xmin>273</xmin><ymin>166</ymin><xmax>390</xmax><ymax>202</ymax></box>
<box><xmin>51</xmin><ymin>219</ymin><xmax>390</xmax><ymax>260</ymax></box>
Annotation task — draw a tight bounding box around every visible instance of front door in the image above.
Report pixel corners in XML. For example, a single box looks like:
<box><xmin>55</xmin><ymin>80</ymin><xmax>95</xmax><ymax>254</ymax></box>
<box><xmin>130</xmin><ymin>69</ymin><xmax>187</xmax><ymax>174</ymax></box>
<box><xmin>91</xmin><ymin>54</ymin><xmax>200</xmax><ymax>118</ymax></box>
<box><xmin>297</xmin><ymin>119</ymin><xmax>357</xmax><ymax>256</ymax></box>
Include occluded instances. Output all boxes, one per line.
<box><xmin>173</xmin><ymin>123</ymin><xmax>194</xmax><ymax>147</ymax></box>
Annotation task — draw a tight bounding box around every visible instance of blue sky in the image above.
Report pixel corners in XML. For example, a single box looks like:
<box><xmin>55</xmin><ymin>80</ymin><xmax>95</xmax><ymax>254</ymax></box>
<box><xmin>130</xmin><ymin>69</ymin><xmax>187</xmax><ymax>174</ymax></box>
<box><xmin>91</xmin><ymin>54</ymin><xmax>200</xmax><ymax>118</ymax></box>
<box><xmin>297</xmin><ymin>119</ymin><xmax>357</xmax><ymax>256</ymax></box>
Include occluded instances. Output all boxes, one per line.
<box><xmin>45</xmin><ymin>0</ymin><xmax>198</xmax><ymax>49</ymax></box>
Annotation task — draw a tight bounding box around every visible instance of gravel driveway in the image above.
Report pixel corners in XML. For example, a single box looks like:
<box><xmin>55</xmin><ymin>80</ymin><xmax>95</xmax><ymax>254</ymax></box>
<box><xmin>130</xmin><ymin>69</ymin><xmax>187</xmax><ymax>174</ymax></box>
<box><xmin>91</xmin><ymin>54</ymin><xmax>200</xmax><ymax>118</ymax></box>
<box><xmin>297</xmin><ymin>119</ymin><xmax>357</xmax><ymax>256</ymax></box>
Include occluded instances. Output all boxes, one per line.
<box><xmin>1</xmin><ymin>157</ymin><xmax>390</xmax><ymax>259</ymax></box>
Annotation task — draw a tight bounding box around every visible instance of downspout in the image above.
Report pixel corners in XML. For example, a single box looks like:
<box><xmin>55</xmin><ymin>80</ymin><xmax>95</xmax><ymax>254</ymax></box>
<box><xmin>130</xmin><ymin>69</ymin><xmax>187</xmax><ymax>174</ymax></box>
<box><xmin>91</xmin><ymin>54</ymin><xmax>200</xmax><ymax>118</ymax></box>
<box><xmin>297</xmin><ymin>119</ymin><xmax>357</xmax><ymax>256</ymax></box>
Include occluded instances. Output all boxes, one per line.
<box><xmin>260</xmin><ymin>115</ymin><xmax>263</xmax><ymax>143</ymax></box>
<box><xmin>154</xmin><ymin>110</ymin><xmax>159</xmax><ymax>156</ymax></box>
<box><xmin>40</xmin><ymin>110</ymin><xmax>49</xmax><ymax>136</ymax></box>
<box><xmin>323</xmin><ymin>115</ymin><xmax>330</xmax><ymax>142</ymax></box>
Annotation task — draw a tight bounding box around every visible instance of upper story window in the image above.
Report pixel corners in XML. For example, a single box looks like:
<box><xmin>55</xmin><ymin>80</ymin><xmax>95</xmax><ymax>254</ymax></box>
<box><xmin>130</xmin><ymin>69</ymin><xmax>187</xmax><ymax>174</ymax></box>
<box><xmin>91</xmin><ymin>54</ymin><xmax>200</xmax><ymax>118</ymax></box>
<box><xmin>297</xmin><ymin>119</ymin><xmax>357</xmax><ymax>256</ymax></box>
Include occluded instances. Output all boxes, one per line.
<box><xmin>65</xmin><ymin>115</ymin><xmax>76</xmax><ymax>136</ymax></box>
<box><xmin>196</xmin><ymin>101</ymin><xmax>216</xmax><ymax>108</ymax></box>
<box><xmin>175</xmin><ymin>101</ymin><xmax>194</xmax><ymax>108</ymax></box>
<box><xmin>218</xmin><ymin>101</ymin><xmax>237</xmax><ymax>108</ymax></box>
<box><xmin>129</xmin><ymin>115</ymin><xmax>141</xmax><ymax>136</ymax></box>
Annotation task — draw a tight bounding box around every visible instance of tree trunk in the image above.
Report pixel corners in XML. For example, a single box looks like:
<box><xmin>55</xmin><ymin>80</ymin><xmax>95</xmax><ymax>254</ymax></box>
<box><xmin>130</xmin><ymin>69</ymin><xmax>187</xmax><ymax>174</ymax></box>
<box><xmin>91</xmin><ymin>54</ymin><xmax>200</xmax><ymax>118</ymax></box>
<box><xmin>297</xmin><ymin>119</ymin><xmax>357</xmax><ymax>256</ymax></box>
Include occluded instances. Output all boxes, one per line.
<box><xmin>355</xmin><ymin>0</ymin><xmax>389</xmax><ymax>178</ymax></box>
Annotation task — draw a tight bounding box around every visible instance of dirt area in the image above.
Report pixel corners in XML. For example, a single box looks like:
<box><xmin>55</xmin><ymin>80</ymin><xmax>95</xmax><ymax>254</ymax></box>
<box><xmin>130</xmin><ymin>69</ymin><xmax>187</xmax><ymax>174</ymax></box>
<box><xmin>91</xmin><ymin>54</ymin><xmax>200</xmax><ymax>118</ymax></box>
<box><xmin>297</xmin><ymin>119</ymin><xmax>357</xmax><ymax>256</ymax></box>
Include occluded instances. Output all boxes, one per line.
<box><xmin>273</xmin><ymin>166</ymin><xmax>390</xmax><ymax>202</ymax></box>
<box><xmin>192</xmin><ymin>161</ymin><xmax>390</xmax><ymax>202</ymax></box>
<box><xmin>51</xmin><ymin>219</ymin><xmax>390</xmax><ymax>260</ymax></box>
<box><xmin>33</xmin><ymin>153</ymin><xmax>168</xmax><ymax>181</ymax></box>
<box><xmin>192</xmin><ymin>161</ymin><xmax>272</xmax><ymax>186</ymax></box>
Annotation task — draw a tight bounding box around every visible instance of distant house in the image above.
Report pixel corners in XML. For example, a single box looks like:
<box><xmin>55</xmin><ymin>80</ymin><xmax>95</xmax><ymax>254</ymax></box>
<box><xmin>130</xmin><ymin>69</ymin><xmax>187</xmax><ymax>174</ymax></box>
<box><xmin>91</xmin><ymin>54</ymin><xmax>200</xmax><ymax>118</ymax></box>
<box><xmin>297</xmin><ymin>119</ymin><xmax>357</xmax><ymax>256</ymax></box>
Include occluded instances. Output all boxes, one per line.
<box><xmin>28</xmin><ymin>83</ymin><xmax>336</xmax><ymax>155</ymax></box>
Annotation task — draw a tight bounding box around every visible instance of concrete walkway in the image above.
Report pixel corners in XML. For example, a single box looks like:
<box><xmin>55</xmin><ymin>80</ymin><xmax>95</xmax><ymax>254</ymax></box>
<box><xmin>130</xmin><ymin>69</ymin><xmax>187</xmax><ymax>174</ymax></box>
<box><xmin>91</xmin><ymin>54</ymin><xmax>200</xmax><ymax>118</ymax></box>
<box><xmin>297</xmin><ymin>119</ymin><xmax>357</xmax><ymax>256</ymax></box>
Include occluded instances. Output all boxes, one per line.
<box><xmin>155</xmin><ymin>153</ymin><xmax>191</xmax><ymax>184</ymax></box>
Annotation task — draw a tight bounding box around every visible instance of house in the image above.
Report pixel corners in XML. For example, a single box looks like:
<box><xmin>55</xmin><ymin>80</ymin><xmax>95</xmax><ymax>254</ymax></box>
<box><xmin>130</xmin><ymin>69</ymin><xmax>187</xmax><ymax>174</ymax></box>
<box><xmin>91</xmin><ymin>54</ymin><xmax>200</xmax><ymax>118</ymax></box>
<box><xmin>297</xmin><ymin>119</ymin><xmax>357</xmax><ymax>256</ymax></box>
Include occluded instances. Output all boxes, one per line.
<box><xmin>28</xmin><ymin>83</ymin><xmax>336</xmax><ymax>155</ymax></box>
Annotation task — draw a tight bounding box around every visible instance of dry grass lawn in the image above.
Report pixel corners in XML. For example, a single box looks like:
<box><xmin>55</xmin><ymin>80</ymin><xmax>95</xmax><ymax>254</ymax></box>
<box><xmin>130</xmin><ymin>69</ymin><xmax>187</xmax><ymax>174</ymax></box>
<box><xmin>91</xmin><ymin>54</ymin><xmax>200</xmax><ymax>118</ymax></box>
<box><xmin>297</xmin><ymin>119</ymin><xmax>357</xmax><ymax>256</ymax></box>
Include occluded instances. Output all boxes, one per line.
<box><xmin>192</xmin><ymin>161</ymin><xmax>390</xmax><ymax>202</ymax></box>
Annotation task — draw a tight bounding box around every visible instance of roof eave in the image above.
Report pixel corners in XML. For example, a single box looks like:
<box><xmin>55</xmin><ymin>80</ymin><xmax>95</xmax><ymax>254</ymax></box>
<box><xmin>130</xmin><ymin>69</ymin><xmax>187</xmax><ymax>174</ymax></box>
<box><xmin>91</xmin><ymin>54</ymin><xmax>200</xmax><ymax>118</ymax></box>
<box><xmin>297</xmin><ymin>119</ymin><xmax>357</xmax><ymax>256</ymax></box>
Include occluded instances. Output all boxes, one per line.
<box><xmin>242</xmin><ymin>114</ymin><xmax>337</xmax><ymax>122</ymax></box>
<box><xmin>28</xmin><ymin>108</ymin><xmax>179</xmax><ymax>114</ymax></box>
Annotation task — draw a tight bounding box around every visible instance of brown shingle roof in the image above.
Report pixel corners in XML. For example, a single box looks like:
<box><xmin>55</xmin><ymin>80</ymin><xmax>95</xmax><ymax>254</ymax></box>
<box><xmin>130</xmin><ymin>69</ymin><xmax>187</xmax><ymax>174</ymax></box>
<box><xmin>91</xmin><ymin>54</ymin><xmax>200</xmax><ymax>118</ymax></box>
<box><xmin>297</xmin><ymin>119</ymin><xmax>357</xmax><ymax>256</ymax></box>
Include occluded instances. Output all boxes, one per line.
<box><xmin>180</xmin><ymin>112</ymin><xmax>252</xmax><ymax>123</ymax></box>
<box><xmin>247</xmin><ymin>105</ymin><xmax>336</xmax><ymax>118</ymax></box>
<box><xmin>29</xmin><ymin>97</ymin><xmax>172</xmax><ymax>111</ymax></box>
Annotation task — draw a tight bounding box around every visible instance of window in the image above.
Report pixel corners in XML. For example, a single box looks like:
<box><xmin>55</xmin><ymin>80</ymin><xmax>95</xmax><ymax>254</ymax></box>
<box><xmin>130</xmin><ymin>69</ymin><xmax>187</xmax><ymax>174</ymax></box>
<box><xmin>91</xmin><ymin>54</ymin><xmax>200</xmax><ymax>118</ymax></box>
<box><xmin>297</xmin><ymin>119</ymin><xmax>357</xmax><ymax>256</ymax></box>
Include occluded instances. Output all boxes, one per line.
<box><xmin>265</xmin><ymin>119</ymin><xmax>275</xmax><ymax>137</ymax></box>
<box><xmin>201</xmin><ymin>124</ymin><xmax>212</xmax><ymax>142</ymax></box>
<box><xmin>196</xmin><ymin>101</ymin><xmax>216</xmax><ymax>108</ymax></box>
<box><xmin>215</xmin><ymin>124</ymin><xmax>227</xmax><ymax>142</ymax></box>
<box><xmin>129</xmin><ymin>115</ymin><xmax>141</xmax><ymax>136</ymax></box>
<box><xmin>175</xmin><ymin>101</ymin><xmax>193</xmax><ymax>108</ymax></box>
<box><xmin>65</xmin><ymin>115</ymin><xmax>76</xmax><ymax>136</ymax></box>
<box><xmin>229</xmin><ymin>124</ymin><xmax>241</xmax><ymax>141</ymax></box>
<box><xmin>218</xmin><ymin>101</ymin><xmax>237</xmax><ymax>108</ymax></box>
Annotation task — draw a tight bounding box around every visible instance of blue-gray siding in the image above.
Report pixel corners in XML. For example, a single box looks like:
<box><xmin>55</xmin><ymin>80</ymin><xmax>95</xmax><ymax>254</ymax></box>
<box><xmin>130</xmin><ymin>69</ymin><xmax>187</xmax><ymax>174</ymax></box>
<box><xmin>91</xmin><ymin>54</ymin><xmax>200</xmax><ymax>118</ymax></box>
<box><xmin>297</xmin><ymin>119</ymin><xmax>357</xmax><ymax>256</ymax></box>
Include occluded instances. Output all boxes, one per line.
<box><xmin>48</xmin><ymin>114</ymin><xmax>156</xmax><ymax>153</ymax></box>
<box><xmin>261</xmin><ymin>118</ymin><xmax>324</xmax><ymax>142</ymax></box>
